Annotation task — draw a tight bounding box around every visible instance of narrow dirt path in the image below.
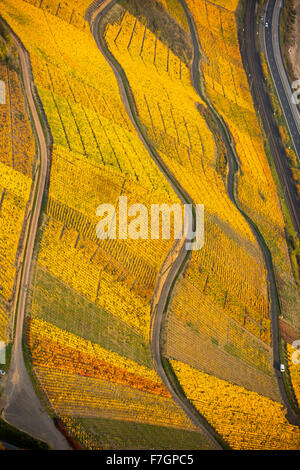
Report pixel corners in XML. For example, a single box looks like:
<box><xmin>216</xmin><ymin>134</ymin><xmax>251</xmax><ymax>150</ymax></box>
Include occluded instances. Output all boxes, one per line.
<box><xmin>179</xmin><ymin>0</ymin><xmax>300</xmax><ymax>426</ymax></box>
<box><xmin>0</xmin><ymin>26</ymin><xmax>71</xmax><ymax>450</ymax></box>
<box><xmin>88</xmin><ymin>0</ymin><xmax>224</xmax><ymax>450</ymax></box>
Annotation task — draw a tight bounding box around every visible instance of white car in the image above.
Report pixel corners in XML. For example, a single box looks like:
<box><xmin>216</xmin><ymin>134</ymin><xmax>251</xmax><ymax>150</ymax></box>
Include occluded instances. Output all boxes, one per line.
<box><xmin>0</xmin><ymin>370</ymin><xmax>6</xmax><ymax>376</ymax></box>
<box><xmin>280</xmin><ymin>364</ymin><xmax>285</xmax><ymax>373</ymax></box>
<box><xmin>265</xmin><ymin>22</ymin><xmax>269</xmax><ymax>28</ymax></box>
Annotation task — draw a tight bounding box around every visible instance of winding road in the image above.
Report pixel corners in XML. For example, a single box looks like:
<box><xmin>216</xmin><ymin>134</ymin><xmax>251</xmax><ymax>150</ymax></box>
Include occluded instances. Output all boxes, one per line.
<box><xmin>242</xmin><ymin>1</ymin><xmax>300</xmax><ymax>423</ymax></box>
<box><xmin>1</xmin><ymin>0</ymin><xmax>298</xmax><ymax>450</ymax></box>
<box><xmin>90</xmin><ymin>0</ymin><xmax>300</xmax><ymax>444</ymax></box>
<box><xmin>0</xmin><ymin>26</ymin><xmax>70</xmax><ymax>450</ymax></box>
<box><xmin>89</xmin><ymin>0</ymin><xmax>224</xmax><ymax>450</ymax></box>
<box><xmin>243</xmin><ymin>0</ymin><xmax>300</xmax><ymax>424</ymax></box>
<box><xmin>242</xmin><ymin>0</ymin><xmax>300</xmax><ymax>237</ymax></box>
<box><xmin>180</xmin><ymin>0</ymin><xmax>300</xmax><ymax>426</ymax></box>
<box><xmin>263</xmin><ymin>0</ymin><xmax>300</xmax><ymax>163</ymax></box>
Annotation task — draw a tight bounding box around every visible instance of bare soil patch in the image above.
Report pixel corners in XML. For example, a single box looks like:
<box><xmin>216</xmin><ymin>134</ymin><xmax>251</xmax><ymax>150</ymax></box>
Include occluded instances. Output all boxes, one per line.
<box><xmin>280</xmin><ymin>317</ymin><xmax>299</xmax><ymax>344</ymax></box>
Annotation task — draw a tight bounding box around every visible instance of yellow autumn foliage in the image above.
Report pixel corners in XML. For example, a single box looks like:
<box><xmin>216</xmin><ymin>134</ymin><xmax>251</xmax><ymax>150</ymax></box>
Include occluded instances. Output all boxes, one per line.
<box><xmin>171</xmin><ymin>359</ymin><xmax>300</xmax><ymax>450</ymax></box>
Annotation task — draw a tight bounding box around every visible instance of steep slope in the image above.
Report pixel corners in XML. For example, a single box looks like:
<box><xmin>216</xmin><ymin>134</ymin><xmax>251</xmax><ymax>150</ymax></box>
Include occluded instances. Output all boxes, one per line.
<box><xmin>0</xmin><ymin>29</ymin><xmax>35</xmax><ymax>347</ymax></box>
<box><xmin>102</xmin><ymin>0</ymin><xmax>300</xmax><ymax>449</ymax></box>
<box><xmin>0</xmin><ymin>0</ymin><xmax>215</xmax><ymax>449</ymax></box>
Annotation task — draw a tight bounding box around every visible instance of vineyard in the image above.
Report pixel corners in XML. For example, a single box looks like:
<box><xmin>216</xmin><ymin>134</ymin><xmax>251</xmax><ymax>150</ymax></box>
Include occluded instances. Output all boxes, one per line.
<box><xmin>159</xmin><ymin>0</ymin><xmax>189</xmax><ymax>32</ymax></box>
<box><xmin>22</xmin><ymin>0</ymin><xmax>91</xmax><ymax>31</ymax></box>
<box><xmin>0</xmin><ymin>301</ymin><xmax>9</xmax><ymax>343</ymax></box>
<box><xmin>0</xmin><ymin>0</ymin><xmax>299</xmax><ymax>451</ymax></box>
<box><xmin>0</xmin><ymin>63</ymin><xmax>35</xmax><ymax>176</ymax></box>
<box><xmin>104</xmin><ymin>0</ymin><xmax>300</xmax><ymax>450</ymax></box>
<box><xmin>171</xmin><ymin>359</ymin><xmax>300</xmax><ymax>450</ymax></box>
<box><xmin>103</xmin><ymin>6</ymin><xmax>276</xmax><ymax>384</ymax></box>
<box><xmin>29</xmin><ymin>319</ymin><xmax>201</xmax><ymax>433</ymax></box>
<box><xmin>0</xmin><ymin>0</ymin><xmax>180</xmax><ymax>331</ymax></box>
<box><xmin>29</xmin><ymin>316</ymin><xmax>169</xmax><ymax>397</ymax></box>
<box><xmin>59</xmin><ymin>416</ymin><xmax>211</xmax><ymax>450</ymax></box>
<box><xmin>0</xmin><ymin>0</ymin><xmax>211</xmax><ymax>449</ymax></box>
<box><xmin>103</xmin><ymin>8</ymin><xmax>269</xmax><ymax>251</ymax></box>
<box><xmin>30</xmin><ymin>266</ymin><xmax>153</xmax><ymax>367</ymax></box>
<box><xmin>186</xmin><ymin>0</ymin><xmax>300</xmax><ymax>330</ymax></box>
<box><xmin>0</xmin><ymin>56</ymin><xmax>34</xmax><ymax>343</ymax></box>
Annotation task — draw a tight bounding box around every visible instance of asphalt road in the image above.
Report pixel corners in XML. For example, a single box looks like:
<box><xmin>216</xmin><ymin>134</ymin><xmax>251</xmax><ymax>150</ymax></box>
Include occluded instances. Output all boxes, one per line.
<box><xmin>242</xmin><ymin>0</ymin><xmax>300</xmax><ymax>425</ymax></box>
<box><xmin>0</xmin><ymin>28</ymin><xmax>70</xmax><ymax>450</ymax></box>
<box><xmin>243</xmin><ymin>1</ymin><xmax>300</xmax><ymax>236</ymax></box>
<box><xmin>179</xmin><ymin>0</ymin><xmax>300</xmax><ymax>427</ymax></box>
<box><xmin>89</xmin><ymin>0</ymin><xmax>223</xmax><ymax>450</ymax></box>
<box><xmin>3</xmin><ymin>0</ymin><xmax>297</xmax><ymax>450</ymax></box>
<box><xmin>264</xmin><ymin>0</ymin><xmax>300</xmax><ymax>161</ymax></box>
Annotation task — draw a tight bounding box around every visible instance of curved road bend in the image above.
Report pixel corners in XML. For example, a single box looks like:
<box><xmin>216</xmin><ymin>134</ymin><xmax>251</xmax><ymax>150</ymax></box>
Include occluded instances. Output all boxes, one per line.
<box><xmin>0</xmin><ymin>30</ymin><xmax>70</xmax><ymax>449</ymax></box>
<box><xmin>180</xmin><ymin>0</ymin><xmax>300</xmax><ymax>426</ymax></box>
<box><xmin>88</xmin><ymin>0</ymin><xmax>223</xmax><ymax>450</ymax></box>
<box><xmin>264</xmin><ymin>0</ymin><xmax>300</xmax><ymax>162</ymax></box>
<box><xmin>244</xmin><ymin>1</ymin><xmax>300</xmax><ymax>236</ymax></box>
<box><xmin>243</xmin><ymin>1</ymin><xmax>300</xmax><ymax>425</ymax></box>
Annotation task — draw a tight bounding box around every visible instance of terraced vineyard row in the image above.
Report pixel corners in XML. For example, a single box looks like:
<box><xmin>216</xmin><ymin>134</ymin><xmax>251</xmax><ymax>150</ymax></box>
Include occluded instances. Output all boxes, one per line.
<box><xmin>23</xmin><ymin>0</ymin><xmax>90</xmax><ymax>31</ymax></box>
<box><xmin>171</xmin><ymin>359</ymin><xmax>300</xmax><ymax>450</ymax></box>
<box><xmin>0</xmin><ymin>64</ymin><xmax>35</xmax><ymax>176</ymax></box>
<box><xmin>103</xmin><ymin>7</ymin><xmax>271</xmax><ymax>360</ymax></box>
<box><xmin>0</xmin><ymin>58</ymin><xmax>35</xmax><ymax>343</ymax></box>
<box><xmin>0</xmin><ymin>0</ymin><xmax>299</xmax><ymax>451</ymax></box>
<box><xmin>103</xmin><ymin>0</ymin><xmax>300</xmax><ymax>450</ymax></box>
<box><xmin>0</xmin><ymin>0</ymin><xmax>214</xmax><ymax>449</ymax></box>
<box><xmin>186</xmin><ymin>0</ymin><xmax>300</xmax><ymax>329</ymax></box>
